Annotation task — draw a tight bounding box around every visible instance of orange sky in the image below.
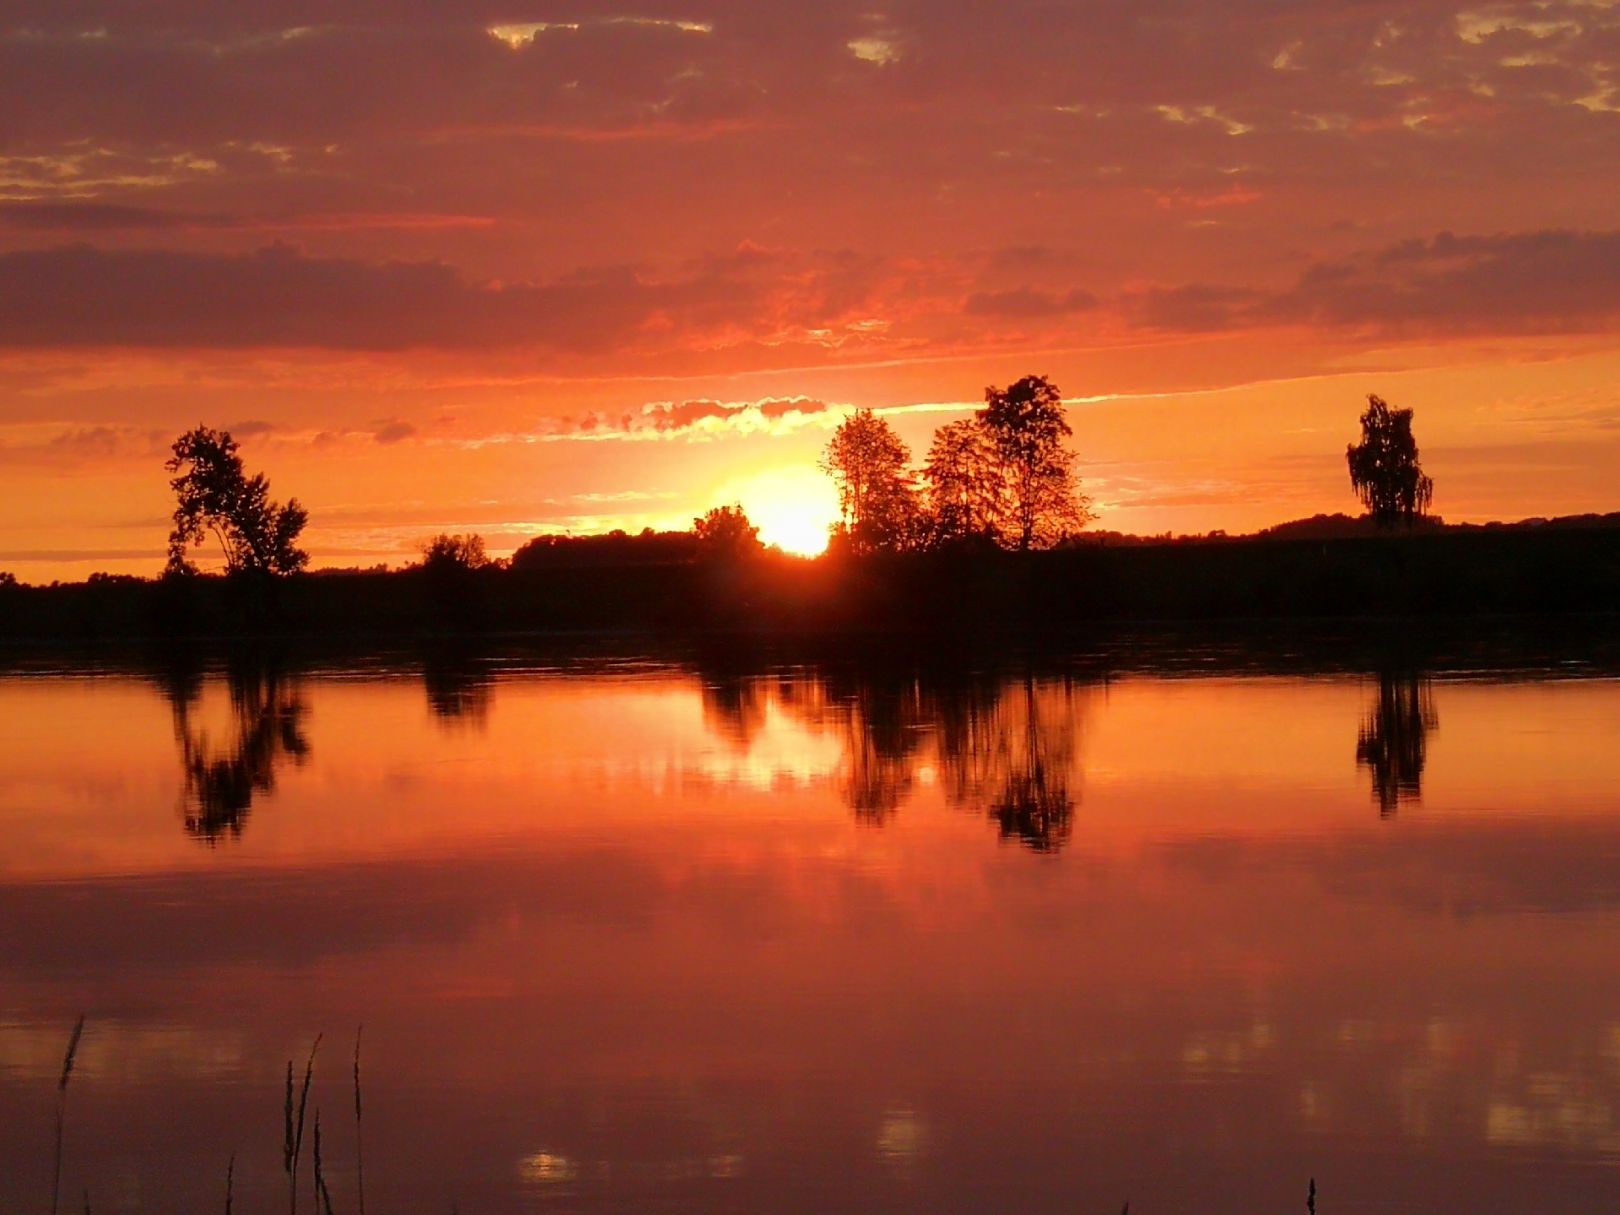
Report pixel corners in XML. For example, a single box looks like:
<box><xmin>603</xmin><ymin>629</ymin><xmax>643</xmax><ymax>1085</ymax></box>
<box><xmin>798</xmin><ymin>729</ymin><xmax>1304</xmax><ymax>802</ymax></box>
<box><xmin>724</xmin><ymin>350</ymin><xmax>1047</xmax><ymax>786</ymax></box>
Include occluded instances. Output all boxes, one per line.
<box><xmin>3</xmin><ymin>4</ymin><xmax>1619</xmax><ymax>579</ymax></box>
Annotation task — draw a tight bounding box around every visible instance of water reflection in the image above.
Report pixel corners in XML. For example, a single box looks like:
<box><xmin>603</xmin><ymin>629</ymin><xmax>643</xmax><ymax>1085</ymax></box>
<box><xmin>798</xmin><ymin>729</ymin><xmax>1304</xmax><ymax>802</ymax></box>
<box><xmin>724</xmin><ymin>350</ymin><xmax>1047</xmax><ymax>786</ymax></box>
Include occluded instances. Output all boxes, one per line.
<box><xmin>701</xmin><ymin>670</ymin><xmax>768</xmax><ymax>749</ymax></box>
<box><xmin>943</xmin><ymin>675</ymin><xmax>1081</xmax><ymax>852</ymax></box>
<box><xmin>5</xmin><ymin>646</ymin><xmax>1620</xmax><ymax>1215</ymax></box>
<box><xmin>826</xmin><ymin>672</ymin><xmax>930</xmax><ymax>825</ymax></box>
<box><xmin>723</xmin><ymin>665</ymin><xmax>1089</xmax><ymax>849</ymax></box>
<box><xmin>422</xmin><ymin>648</ymin><xmax>495</xmax><ymax>727</ymax></box>
<box><xmin>1355</xmin><ymin>671</ymin><xmax>1438</xmax><ymax>817</ymax></box>
<box><xmin>161</xmin><ymin>658</ymin><xmax>311</xmax><ymax>842</ymax></box>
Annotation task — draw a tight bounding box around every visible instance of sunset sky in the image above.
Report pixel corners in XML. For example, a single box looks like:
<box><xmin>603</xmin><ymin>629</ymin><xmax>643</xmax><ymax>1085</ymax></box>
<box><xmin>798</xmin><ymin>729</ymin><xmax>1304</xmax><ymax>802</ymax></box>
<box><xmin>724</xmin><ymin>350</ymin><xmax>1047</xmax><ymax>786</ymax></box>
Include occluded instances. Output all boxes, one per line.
<box><xmin>3</xmin><ymin>1</ymin><xmax>1619</xmax><ymax>579</ymax></box>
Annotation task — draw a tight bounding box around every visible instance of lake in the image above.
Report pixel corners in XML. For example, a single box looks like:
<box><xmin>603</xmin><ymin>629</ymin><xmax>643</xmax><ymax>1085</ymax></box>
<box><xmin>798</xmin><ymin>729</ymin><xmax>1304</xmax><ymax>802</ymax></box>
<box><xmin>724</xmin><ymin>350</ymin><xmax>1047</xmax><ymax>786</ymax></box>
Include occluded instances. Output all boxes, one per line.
<box><xmin>2</xmin><ymin>635</ymin><xmax>1619</xmax><ymax>1213</ymax></box>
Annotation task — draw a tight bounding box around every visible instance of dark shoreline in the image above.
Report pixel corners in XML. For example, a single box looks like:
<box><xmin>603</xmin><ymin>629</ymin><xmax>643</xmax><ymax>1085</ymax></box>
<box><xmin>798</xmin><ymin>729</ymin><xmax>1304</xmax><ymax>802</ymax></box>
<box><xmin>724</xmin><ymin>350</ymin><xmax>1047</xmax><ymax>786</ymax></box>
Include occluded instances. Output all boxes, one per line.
<box><xmin>4</xmin><ymin>527</ymin><xmax>1619</xmax><ymax>647</ymax></box>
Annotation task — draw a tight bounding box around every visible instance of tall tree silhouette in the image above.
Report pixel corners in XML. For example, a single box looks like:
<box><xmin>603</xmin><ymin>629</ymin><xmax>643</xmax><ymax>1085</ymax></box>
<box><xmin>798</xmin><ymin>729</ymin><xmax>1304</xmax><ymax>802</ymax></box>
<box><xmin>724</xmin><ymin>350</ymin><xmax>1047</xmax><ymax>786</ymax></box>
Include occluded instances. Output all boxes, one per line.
<box><xmin>923</xmin><ymin>419</ymin><xmax>1003</xmax><ymax>546</ymax></box>
<box><xmin>166</xmin><ymin>427</ymin><xmax>308</xmax><ymax>575</ymax></box>
<box><xmin>978</xmin><ymin>375</ymin><xmax>1092</xmax><ymax>550</ymax></box>
<box><xmin>821</xmin><ymin>409</ymin><xmax>922</xmax><ymax>554</ymax></box>
<box><xmin>1346</xmin><ymin>395</ymin><xmax>1434</xmax><ymax>528</ymax></box>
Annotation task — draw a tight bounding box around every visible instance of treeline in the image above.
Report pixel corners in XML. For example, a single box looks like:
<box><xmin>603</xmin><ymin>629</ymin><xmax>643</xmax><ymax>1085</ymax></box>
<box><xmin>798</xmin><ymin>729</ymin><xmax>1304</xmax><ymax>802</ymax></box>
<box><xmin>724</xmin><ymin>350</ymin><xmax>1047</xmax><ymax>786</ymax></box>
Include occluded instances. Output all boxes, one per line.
<box><xmin>5</xmin><ymin>525</ymin><xmax>1619</xmax><ymax>641</ymax></box>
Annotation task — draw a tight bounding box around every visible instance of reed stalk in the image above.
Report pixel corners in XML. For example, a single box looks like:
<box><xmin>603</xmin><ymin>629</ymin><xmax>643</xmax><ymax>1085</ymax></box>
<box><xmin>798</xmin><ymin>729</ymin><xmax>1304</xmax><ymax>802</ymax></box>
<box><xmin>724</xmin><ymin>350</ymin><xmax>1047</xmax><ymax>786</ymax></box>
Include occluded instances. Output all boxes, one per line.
<box><xmin>284</xmin><ymin>1034</ymin><xmax>322</xmax><ymax>1215</ymax></box>
<box><xmin>51</xmin><ymin>1014</ymin><xmax>85</xmax><ymax>1215</ymax></box>
<box><xmin>313</xmin><ymin>1111</ymin><xmax>336</xmax><ymax>1215</ymax></box>
<box><xmin>353</xmin><ymin>1027</ymin><xmax>365</xmax><ymax>1215</ymax></box>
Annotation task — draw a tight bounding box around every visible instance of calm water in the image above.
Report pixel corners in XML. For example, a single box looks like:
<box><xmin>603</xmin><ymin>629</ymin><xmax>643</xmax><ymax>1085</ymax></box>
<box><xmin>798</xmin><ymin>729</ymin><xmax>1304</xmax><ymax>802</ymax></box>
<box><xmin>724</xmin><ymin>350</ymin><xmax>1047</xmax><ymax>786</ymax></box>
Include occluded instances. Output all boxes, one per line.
<box><xmin>3</xmin><ymin>642</ymin><xmax>1620</xmax><ymax>1213</ymax></box>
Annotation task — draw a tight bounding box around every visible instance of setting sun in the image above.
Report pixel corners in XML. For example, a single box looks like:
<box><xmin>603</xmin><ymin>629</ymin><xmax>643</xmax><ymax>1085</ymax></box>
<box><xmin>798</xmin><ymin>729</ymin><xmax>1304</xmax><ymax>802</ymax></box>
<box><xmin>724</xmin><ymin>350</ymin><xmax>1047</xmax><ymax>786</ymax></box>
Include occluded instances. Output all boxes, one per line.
<box><xmin>714</xmin><ymin>465</ymin><xmax>841</xmax><ymax>556</ymax></box>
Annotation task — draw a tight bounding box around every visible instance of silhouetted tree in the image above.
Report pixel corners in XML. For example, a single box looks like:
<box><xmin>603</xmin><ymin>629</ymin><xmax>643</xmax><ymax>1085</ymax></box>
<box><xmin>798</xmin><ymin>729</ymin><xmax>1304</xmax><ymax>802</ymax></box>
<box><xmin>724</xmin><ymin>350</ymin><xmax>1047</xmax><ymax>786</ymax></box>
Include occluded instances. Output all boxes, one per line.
<box><xmin>509</xmin><ymin>528</ymin><xmax>697</xmax><ymax>569</ymax></box>
<box><xmin>923</xmin><ymin>419</ymin><xmax>1003</xmax><ymax>546</ymax></box>
<box><xmin>167</xmin><ymin>427</ymin><xmax>309</xmax><ymax>579</ymax></box>
<box><xmin>166</xmin><ymin>427</ymin><xmax>308</xmax><ymax>576</ymax></box>
<box><xmin>692</xmin><ymin>504</ymin><xmax>763</xmax><ymax>558</ymax></box>
<box><xmin>1347</xmin><ymin>395</ymin><xmax>1434</xmax><ymax>529</ymax></box>
<box><xmin>0</xmin><ymin>571</ymin><xmax>16</xmax><ymax>588</ymax></box>
<box><xmin>1355</xmin><ymin>670</ymin><xmax>1437</xmax><ymax>816</ymax></box>
<box><xmin>978</xmin><ymin>375</ymin><xmax>1092</xmax><ymax>550</ymax></box>
<box><xmin>420</xmin><ymin>533</ymin><xmax>490</xmax><ymax>571</ymax></box>
<box><xmin>821</xmin><ymin>409</ymin><xmax>923</xmax><ymax>554</ymax></box>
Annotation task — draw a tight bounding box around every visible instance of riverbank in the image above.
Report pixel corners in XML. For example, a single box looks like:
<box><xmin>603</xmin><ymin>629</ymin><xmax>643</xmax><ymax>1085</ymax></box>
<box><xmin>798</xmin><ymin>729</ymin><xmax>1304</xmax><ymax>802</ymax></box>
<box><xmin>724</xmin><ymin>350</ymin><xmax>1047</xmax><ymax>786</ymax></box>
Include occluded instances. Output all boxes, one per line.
<box><xmin>3</xmin><ymin>527</ymin><xmax>1618</xmax><ymax>642</ymax></box>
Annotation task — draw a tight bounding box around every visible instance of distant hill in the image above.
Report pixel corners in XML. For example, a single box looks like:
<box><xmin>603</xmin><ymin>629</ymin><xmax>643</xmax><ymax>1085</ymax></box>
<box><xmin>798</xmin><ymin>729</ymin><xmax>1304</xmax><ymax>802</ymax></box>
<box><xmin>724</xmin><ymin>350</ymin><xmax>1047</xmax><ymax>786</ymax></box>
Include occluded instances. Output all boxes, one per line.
<box><xmin>1076</xmin><ymin>511</ymin><xmax>1620</xmax><ymax>547</ymax></box>
<box><xmin>1255</xmin><ymin>513</ymin><xmax>1445</xmax><ymax>540</ymax></box>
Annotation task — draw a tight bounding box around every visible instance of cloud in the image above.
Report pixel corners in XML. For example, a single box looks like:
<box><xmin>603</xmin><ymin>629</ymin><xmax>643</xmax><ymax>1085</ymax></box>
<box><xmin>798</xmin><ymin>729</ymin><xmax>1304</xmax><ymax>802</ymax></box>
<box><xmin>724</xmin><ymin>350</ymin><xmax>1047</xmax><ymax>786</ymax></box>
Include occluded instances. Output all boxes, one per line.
<box><xmin>0</xmin><ymin>201</ymin><xmax>228</xmax><ymax>229</ymax></box>
<box><xmin>1132</xmin><ymin>284</ymin><xmax>1268</xmax><ymax>332</ymax></box>
<box><xmin>963</xmin><ymin>287</ymin><xmax>1099</xmax><ymax>318</ymax></box>
<box><xmin>372</xmin><ymin>420</ymin><xmax>417</xmax><ymax>444</ymax></box>
<box><xmin>1132</xmin><ymin>228</ymin><xmax>1620</xmax><ymax>336</ymax></box>
<box><xmin>0</xmin><ymin>202</ymin><xmax>497</xmax><ymax>232</ymax></box>
<box><xmin>0</xmin><ymin>423</ymin><xmax>167</xmax><ymax>468</ymax></box>
<box><xmin>548</xmin><ymin>396</ymin><xmax>836</xmax><ymax>441</ymax></box>
<box><xmin>0</xmin><ymin>243</ymin><xmax>889</xmax><ymax>355</ymax></box>
<box><xmin>1295</xmin><ymin>229</ymin><xmax>1620</xmax><ymax>330</ymax></box>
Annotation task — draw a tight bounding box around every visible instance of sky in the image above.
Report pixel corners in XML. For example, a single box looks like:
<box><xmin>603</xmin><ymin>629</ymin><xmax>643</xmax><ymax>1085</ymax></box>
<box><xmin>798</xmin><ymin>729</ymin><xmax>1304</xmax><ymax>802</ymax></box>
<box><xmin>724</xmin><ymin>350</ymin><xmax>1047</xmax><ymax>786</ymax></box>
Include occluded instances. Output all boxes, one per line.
<box><xmin>2</xmin><ymin>0</ymin><xmax>1618</xmax><ymax>578</ymax></box>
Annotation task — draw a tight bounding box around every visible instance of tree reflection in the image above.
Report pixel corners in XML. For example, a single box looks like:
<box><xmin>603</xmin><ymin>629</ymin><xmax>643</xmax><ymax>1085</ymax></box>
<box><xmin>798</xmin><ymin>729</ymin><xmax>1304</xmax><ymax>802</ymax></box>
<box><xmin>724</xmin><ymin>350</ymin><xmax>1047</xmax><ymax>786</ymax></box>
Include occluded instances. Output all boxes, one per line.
<box><xmin>710</xmin><ymin>663</ymin><xmax>1089</xmax><ymax>850</ymax></box>
<box><xmin>936</xmin><ymin>674</ymin><xmax>1081</xmax><ymax>852</ymax></box>
<box><xmin>1356</xmin><ymin>670</ymin><xmax>1437</xmax><ymax>817</ymax></box>
<box><xmin>422</xmin><ymin>649</ymin><xmax>494</xmax><ymax>728</ymax></box>
<box><xmin>701</xmin><ymin>674</ymin><xmax>768</xmax><ymax>749</ymax></box>
<box><xmin>160</xmin><ymin>657</ymin><xmax>311</xmax><ymax>842</ymax></box>
<box><xmin>829</xmin><ymin>673</ymin><xmax>930</xmax><ymax>824</ymax></box>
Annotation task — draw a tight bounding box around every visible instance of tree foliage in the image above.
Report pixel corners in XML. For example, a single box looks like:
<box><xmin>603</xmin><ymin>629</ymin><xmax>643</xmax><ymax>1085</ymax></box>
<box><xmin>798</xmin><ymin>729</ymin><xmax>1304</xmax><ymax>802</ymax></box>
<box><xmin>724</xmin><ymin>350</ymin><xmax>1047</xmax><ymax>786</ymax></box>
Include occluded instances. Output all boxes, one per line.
<box><xmin>1346</xmin><ymin>394</ymin><xmax>1434</xmax><ymax>529</ymax></box>
<box><xmin>977</xmin><ymin>375</ymin><xmax>1092</xmax><ymax>550</ymax></box>
<box><xmin>166</xmin><ymin>427</ymin><xmax>308</xmax><ymax>576</ymax></box>
<box><xmin>692</xmin><ymin>503</ymin><xmax>763</xmax><ymax>557</ymax></box>
<box><xmin>420</xmin><ymin>533</ymin><xmax>491</xmax><ymax>571</ymax></box>
<box><xmin>923</xmin><ymin>419</ymin><xmax>1003</xmax><ymax>546</ymax></box>
<box><xmin>820</xmin><ymin>378</ymin><xmax>1092</xmax><ymax>555</ymax></box>
<box><xmin>820</xmin><ymin>409</ymin><xmax>923</xmax><ymax>554</ymax></box>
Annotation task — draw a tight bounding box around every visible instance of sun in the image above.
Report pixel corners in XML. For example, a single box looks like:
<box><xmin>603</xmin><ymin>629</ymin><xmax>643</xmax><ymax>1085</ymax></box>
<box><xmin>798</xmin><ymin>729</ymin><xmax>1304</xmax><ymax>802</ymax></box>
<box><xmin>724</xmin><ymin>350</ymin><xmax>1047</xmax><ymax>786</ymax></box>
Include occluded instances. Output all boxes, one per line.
<box><xmin>713</xmin><ymin>465</ymin><xmax>840</xmax><ymax>557</ymax></box>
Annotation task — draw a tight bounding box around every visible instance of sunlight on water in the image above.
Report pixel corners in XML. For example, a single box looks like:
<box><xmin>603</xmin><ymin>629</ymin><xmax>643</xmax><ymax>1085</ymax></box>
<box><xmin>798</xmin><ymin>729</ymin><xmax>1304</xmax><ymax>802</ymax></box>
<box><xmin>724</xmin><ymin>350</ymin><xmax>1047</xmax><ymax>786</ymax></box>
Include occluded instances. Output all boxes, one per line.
<box><xmin>1</xmin><ymin>643</ymin><xmax>1619</xmax><ymax>1213</ymax></box>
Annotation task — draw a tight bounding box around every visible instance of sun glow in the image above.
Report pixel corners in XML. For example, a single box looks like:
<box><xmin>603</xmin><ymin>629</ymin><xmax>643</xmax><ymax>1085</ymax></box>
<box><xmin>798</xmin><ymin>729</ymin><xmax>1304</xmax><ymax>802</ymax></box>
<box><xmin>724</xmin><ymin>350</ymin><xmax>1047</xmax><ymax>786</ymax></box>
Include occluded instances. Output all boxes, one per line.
<box><xmin>715</xmin><ymin>465</ymin><xmax>840</xmax><ymax>557</ymax></box>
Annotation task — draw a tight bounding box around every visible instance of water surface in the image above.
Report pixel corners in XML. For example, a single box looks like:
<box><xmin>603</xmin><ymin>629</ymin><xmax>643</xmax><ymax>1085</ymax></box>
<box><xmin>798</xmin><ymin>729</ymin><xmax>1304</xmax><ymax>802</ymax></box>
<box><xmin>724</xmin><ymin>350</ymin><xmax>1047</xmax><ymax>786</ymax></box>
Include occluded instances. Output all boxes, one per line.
<box><xmin>2</xmin><ymin>642</ymin><xmax>1619</xmax><ymax>1213</ymax></box>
